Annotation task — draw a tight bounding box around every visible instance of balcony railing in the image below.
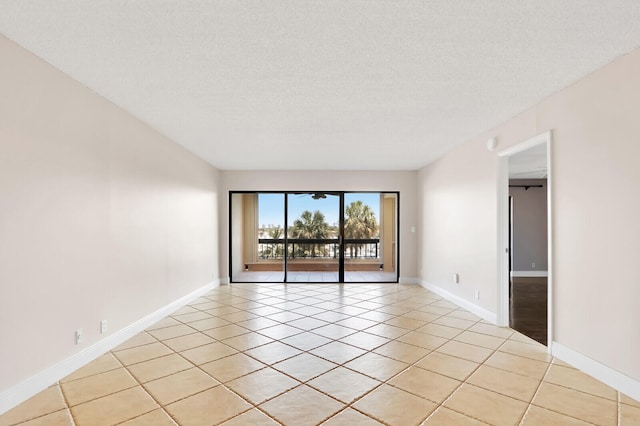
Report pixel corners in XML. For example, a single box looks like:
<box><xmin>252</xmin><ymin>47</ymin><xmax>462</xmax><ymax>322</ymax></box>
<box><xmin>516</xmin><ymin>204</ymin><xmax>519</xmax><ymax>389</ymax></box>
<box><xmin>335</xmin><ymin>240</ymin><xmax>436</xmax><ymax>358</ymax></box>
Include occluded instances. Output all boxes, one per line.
<box><xmin>258</xmin><ymin>238</ymin><xmax>379</xmax><ymax>260</ymax></box>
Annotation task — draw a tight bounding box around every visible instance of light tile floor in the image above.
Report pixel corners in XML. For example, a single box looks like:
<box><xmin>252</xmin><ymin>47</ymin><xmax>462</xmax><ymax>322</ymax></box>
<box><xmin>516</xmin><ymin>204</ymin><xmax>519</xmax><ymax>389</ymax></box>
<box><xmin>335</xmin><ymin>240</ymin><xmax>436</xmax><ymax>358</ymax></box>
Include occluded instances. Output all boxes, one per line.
<box><xmin>2</xmin><ymin>284</ymin><xmax>639</xmax><ymax>426</ymax></box>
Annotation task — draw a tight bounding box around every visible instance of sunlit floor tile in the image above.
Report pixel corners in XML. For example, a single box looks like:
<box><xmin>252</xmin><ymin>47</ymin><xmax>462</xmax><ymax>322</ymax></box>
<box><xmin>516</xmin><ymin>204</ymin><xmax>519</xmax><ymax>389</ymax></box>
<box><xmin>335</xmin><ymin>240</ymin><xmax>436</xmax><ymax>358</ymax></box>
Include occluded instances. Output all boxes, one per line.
<box><xmin>220</xmin><ymin>409</ymin><xmax>280</xmax><ymax>425</ymax></box>
<box><xmin>388</xmin><ymin>366</ymin><xmax>460</xmax><ymax>404</ymax></box>
<box><xmin>15</xmin><ymin>409</ymin><xmax>74</xmax><ymax>426</ymax></box>
<box><xmin>482</xmin><ymin>350</ymin><xmax>549</xmax><ymax>380</ymax></box>
<box><xmin>280</xmin><ymin>331</ymin><xmax>332</xmax><ymax>351</ymax></box>
<box><xmin>166</xmin><ymin>386</ymin><xmax>251</xmax><ymax>426</ymax></box>
<box><xmin>443</xmin><ymin>384</ymin><xmax>528</xmax><ymax>425</ymax></box>
<box><xmin>344</xmin><ymin>352</ymin><xmax>409</xmax><ymax>381</ymax></box>
<box><xmin>0</xmin><ymin>385</ymin><xmax>67</xmax><ymax>425</ymax></box>
<box><xmin>113</xmin><ymin>342</ymin><xmax>173</xmax><ymax>366</ymax></box>
<box><xmin>244</xmin><ymin>341</ymin><xmax>302</xmax><ymax>365</ymax></box>
<box><xmin>435</xmin><ymin>340</ymin><xmax>493</xmax><ymax>363</ymax></box>
<box><xmin>200</xmin><ymin>352</ymin><xmax>266</xmax><ymax>383</ymax></box>
<box><xmin>60</xmin><ymin>353</ymin><xmax>121</xmax><ymax>383</ymax></box>
<box><xmin>126</xmin><ymin>353</ymin><xmax>193</xmax><ymax>383</ymax></box>
<box><xmin>339</xmin><ymin>331</ymin><xmax>390</xmax><ymax>350</ymax></box>
<box><xmin>226</xmin><ymin>367</ymin><xmax>299</xmax><ymax>404</ymax></box>
<box><xmin>532</xmin><ymin>382</ymin><xmax>617</xmax><ymax>425</ymax></box>
<box><xmin>353</xmin><ymin>384</ymin><xmax>437</xmax><ymax>425</ymax></box>
<box><xmin>322</xmin><ymin>408</ymin><xmax>383</xmax><ymax>425</ymax></box>
<box><xmin>466</xmin><ymin>364</ymin><xmax>540</xmax><ymax>402</ymax></box>
<box><xmin>143</xmin><ymin>367</ymin><xmax>219</xmax><ymax>405</ymax></box>
<box><xmin>272</xmin><ymin>353</ymin><xmax>338</xmax><ymax>382</ymax></box>
<box><xmin>61</xmin><ymin>367</ymin><xmax>138</xmax><ymax>406</ymax></box>
<box><xmin>308</xmin><ymin>366</ymin><xmax>381</xmax><ymax>403</ymax></box>
<box><xmin>543</xmin><ymin>363</ymin><xmax>618</xmax><ymax>400</ymax></box>
<box><xmin>520</xmin><ymin>405</ymin><xmax>592</xmax><ymax>425</ymax></box>
<box><xmin>70</xmin><ymin>386</ymin><xmax>158</xmax><ymax>426</ymax></box>
<box><xmin>310</xmin><ymin>340</ymin><xmax>367</xmax><ymax>364</ymax></box>
<box><xmin>422</xmin><ymin>406</ymin><xmax>487</xmax><ymax>425</ymax></box>
<box><xmin>260</xmin><ymin>385</ymin><xmax>345</xmax><ymax>426</ymax></box>
<box><xmin>373</xmin><ymin>340</ymin><xmax>431</xmax><ymax>364</ymax></box>
<box><xmin>620</xmin><ymin>403</ymin><xmax>640</xmax><ymax>425</ymax></box>
<box><xmin>119</xmin><ymin>408</ymin><xmax>178</xmax><ymax>426</ymax></box>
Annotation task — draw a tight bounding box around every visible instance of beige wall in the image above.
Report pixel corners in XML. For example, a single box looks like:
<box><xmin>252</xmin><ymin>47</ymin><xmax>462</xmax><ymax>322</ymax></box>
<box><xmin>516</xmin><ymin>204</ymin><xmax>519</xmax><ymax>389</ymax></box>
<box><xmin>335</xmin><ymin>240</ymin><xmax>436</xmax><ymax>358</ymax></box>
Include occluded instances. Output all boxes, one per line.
<box><xmin>418</xmin><ymin>47</ymin><xmax>640</xmax><ymax>381</ymax></box>
<box><xmin>0</xmin><ymin>35</ymin><xmax>220</xmax><ymax>393</ymax></box>
<box><xmin>220</xmin><ymin>171</ymin><xmax>418</xmax><ymax>281</ymax></box>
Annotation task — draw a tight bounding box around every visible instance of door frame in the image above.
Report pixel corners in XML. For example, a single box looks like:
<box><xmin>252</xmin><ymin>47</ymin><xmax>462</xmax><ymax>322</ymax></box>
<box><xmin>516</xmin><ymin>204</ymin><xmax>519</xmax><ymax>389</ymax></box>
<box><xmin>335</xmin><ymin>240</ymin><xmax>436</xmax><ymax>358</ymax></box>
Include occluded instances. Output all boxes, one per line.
<box><xmin>228</xmin><ymin>190</ymin><xmax>400</xmax><ymax>283</ymax></box>
<box><xmin>496</xmin><ymin>131</ymin><xmax>553</xmax><ymax>348</ymax></box>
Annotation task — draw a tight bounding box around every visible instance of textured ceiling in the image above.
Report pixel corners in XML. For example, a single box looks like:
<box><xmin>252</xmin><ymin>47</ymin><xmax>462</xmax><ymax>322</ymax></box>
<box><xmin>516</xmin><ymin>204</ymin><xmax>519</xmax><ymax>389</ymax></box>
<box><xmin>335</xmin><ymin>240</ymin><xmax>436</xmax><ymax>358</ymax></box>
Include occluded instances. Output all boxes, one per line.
<box><xmin>1</xmin><ymin>1</ymin><xmax>639</xmax><ymax>171</ymax></box>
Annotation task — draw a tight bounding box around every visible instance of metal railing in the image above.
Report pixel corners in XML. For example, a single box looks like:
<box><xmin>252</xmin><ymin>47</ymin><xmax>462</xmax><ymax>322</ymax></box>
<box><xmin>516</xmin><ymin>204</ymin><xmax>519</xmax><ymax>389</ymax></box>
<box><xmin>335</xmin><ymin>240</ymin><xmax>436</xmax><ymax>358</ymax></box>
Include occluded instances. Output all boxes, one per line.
<box><xmin>258</xmin><ymin>238</ymin><xmax>379</xmax><ymax>260</ymax></box>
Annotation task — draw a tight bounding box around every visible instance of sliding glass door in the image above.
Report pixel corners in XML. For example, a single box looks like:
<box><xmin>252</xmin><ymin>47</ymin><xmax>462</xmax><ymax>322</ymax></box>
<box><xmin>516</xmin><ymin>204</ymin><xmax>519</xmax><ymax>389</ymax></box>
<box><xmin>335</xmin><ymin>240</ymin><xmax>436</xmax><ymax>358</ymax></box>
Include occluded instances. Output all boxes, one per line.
<box><xmin>229</xmin><ymin>191</ymin><xmax>398</xmax><ymax>283</ymax></box>
<box><xmin>286</xmin><ymin>193</ymin><xmax>340</xmax><ymax>282</ymax></box>
<box><xmin>230</xmin><ymin>193</ymin><xmax>285</xmax><ymax>282</ymax></box>
<box><xmin>343</xmin><ymin>193</ymin><xmax>397</xmax><ymax>282</ymax></box>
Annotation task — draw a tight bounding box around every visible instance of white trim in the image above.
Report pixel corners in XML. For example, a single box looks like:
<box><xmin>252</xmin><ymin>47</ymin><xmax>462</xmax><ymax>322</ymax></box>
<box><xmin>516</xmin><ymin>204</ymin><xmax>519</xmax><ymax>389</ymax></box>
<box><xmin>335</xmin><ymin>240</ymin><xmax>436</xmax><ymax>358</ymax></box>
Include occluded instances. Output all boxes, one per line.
<box><xmin>497</xmin><ymin>150</ymin><xmax>509</xmax><ymax>326</ymax></box>
<box><xmin>497</xmin><ymin>131</ymin><xmax>552</xmax><ymax>158</ymax></box>
<box><xmin>419</xmin><ymin>280</ymin><xmax>497</xmax><ymax>324</ymax></box>
<box><xmin>0</xmin><ymin>280</ymin><xmax>221</xmax><ymax>416</ymax></box>
<box><xmin>551</xmin><ymin>342</ymin><xmax>640</xmax><ymax>402</ymax></box>
<box><xmin>546</xmin><ymin>137</ymin><xmax>554</xmax><ymax>349</ymax></box>
<box><xmin>511</xmin><ymin>270</ymin><xmax>549</xmax><ymax>278</ymax></box>
<box><xmin>496</xmin><ymin>130</ymin><xmax>553</xmax><ymax>347</ymax></box>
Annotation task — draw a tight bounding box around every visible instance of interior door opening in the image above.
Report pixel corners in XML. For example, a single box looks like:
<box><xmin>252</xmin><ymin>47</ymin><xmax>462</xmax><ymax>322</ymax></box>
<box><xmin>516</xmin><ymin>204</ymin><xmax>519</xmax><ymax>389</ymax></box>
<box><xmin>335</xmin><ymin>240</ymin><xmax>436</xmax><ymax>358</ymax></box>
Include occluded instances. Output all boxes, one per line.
<box><xmin>229</xmin><ymin>191</ymin><xmax>399</xmax><ymax>283</ymax></box>
<box><xmin>509</xmin><ymin>180</ymin><xmax>548</xmax><ymax>345</ymax></box>
<box><xmin>497</xmin><ymin>131</ymin><xmax>552</xmax><ymax>348</ymax></box>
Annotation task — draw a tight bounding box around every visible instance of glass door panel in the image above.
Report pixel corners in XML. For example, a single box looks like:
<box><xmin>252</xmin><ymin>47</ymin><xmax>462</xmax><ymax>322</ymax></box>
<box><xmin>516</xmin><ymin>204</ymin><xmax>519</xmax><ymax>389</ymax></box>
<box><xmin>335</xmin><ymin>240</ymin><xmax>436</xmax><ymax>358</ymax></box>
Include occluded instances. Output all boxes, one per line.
<box><xmin>286</xmin><ymin>193</ymin><xmax>340</xmax><ymax>282</ymax></box>
<box><xmin>344</xmin><ymin>192</ymin><xmax>397</xmax><ymax>282</ymax></box>
<box><xmin>230</xmin><ymin>192</ymin><xmax>285</xmax><ymax>282</ymax></box>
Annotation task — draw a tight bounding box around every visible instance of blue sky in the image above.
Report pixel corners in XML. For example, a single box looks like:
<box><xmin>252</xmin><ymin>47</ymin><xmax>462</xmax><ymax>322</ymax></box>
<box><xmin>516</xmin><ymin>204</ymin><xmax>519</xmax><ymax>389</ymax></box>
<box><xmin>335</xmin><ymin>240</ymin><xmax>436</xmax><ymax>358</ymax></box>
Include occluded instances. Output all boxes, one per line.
<box><xmin>258</xmin><ymin>193</ymin><xmax>381</xmax><ymax>228</ymax></box>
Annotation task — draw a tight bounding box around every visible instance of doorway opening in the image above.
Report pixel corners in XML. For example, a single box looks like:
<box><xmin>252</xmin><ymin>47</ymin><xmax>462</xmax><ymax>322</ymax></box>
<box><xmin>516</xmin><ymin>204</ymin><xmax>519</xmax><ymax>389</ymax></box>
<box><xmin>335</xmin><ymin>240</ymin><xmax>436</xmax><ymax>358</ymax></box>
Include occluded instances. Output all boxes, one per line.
<box><xmin>497</xmin><ymin>131</ymin><xmax>552</xmax><ymax>347</ymax></box>
<box><xmin>229</xmin><ymin>191</ymin><xmax>399</xmax><ymax>283</ymax></box>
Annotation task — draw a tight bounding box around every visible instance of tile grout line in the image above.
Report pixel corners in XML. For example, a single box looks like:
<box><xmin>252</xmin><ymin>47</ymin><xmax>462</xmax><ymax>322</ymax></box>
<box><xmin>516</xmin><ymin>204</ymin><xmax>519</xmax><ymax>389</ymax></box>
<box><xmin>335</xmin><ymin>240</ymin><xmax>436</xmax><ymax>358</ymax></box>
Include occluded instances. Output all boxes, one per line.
<box><xmin>124</xmin><ymin>321</ymin><xmax>279</xmax><ymax>425</ymax></box>
<box><xmin>523</xmin><ymin>358</ymin><xmax>601</xmax><ymax>426</ymax></box>
<box><xmin>424</xmin><ymin>331</ymin><xmax>511</xmax><ymax>425</ymax></box>
<box><xmin>9</xmin><ymin>284</ymin><xmax>627</xmax><ymax>425</ymax></box>
<box><xmin>214</xmin><ymin>285</ymin><xmax>442</xmax><ymax>425</ymax></box>
<box><xmin>11</xmin><ymin>386</ymin><xmax>77</xmax><ymax>426</ymax></box>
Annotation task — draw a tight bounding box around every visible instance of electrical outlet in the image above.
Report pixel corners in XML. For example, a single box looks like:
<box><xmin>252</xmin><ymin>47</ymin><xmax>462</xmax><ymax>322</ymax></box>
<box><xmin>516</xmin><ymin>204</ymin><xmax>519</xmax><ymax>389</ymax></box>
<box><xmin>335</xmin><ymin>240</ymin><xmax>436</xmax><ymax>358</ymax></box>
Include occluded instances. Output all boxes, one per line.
<box><xmin>475</xmin><ymin>290</ymin><xmax>480</xmax><ymax>300</ymax></box>
<box><xmin>532</xmin><ymin>262</ymin><xmax>536</xmax><ymax>269</ymax></box>
<box><xmin>453</xmin><ymin>273</ymin><xmax>459</xmax><ymax>284</ymax></box>
<box><xmin>100</xmin><ymin>320</ymin><xmax>108</xmax><ymax>334</ymax></box>
<box><xmin>75</xmin><ymin>329</ymin><xmax>83</xmax><ymax>345</ymax></box>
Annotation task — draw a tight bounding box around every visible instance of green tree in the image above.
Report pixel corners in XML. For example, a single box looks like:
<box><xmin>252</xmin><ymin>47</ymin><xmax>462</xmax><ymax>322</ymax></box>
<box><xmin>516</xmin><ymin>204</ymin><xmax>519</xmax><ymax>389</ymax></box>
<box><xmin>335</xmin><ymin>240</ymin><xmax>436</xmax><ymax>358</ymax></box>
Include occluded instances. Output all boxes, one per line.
<box><xmin>269</xmin><ymin>226</ymin><xmax>283</xmax><ymax>258</ymax></box>
<box><xmin>344</xmin><ymin>201</ymin><xmax>379</xmax><ymax>257</ymax></box>
<box><xmin>261</xmin><ymin>226</ymin><xmax>284</xmax><ymax>258</ymax></box>
<box><xmin>290</xmin><ymin>210</ymin><xmax>329</xmax><ymax>257</ymax></box>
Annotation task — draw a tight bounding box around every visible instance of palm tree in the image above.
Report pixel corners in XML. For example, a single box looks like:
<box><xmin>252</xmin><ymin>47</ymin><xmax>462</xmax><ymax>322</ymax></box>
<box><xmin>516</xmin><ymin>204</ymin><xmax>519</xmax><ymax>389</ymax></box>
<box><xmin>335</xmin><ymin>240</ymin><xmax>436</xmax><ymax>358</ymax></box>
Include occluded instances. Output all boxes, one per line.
<box><xmin>344</xmin><ymin>201</ymin><xmax>379</xmax><ymax>258</ymax></box>
<box><xmin>268</xmin><ymin>226</ymin><xmax>283</xmax><ymax>258</ymax></box>
<box><xmin>289</xmin><ymin>210</ymin><xmax>329</xmax><ymax>257</ymax></box>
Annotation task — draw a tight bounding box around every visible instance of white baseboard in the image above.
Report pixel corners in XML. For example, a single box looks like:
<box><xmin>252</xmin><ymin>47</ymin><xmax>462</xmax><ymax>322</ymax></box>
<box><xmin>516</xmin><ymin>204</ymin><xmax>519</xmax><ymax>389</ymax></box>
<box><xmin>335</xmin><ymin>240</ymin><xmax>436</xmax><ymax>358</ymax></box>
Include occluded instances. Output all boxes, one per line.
<box><xmin>418</xmin><ymin>280</ymin><xmax>497</xmax><ymax>324</ymax></box>
<box><xmin>0</xmin><ymin>279</ymin><xmax>221</xmax><ymax>416</ymax></box>
<box><xmin>399</xmin><ymin>277</ymin><xmax>420</xmax><ymax>284</ymax></box>
<box><xmin>551</xmin><ymin>342</ymin><xmax>640</xmax><ymax>402</ymax></box>
<box><xmin>511</xmin><ymin>270</ymin><xmax>548</xmax><ymax>277</ymax></box>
